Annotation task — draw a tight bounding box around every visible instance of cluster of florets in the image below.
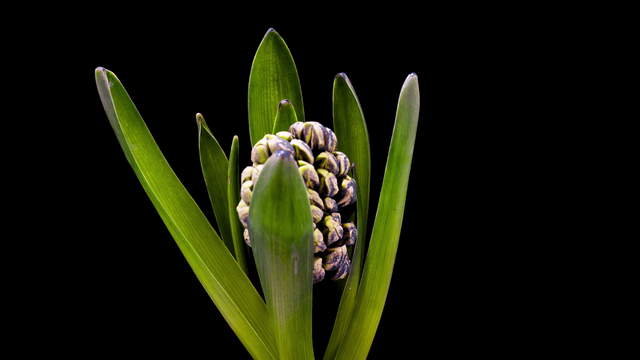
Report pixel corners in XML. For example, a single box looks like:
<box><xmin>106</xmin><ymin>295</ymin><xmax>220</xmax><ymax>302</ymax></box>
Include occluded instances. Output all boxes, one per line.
<box><xmin>236</xmin><ymin>121</ymin><xmax>357</xmax><ymax>283</ymax></box>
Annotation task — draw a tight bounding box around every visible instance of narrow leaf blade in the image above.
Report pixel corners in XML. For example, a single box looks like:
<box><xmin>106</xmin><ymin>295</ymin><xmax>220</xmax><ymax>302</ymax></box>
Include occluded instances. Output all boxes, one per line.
<box><xmin>197</xmin><ymin>113</ymin><xmax>233</xmax><ymax>251</ymax></box>
<box><xmin>227</xmin><ymin>135</ymin><xmax>248</xmax><ymax>274</ymax></box>
<box><xmin>336</xmin><ymin>74</ymin><xmax>420</xmax><ymax>359</ymax></box>
<box><xmin>272</xmin><ymin>99</ymin><xmax>298</xmax><ymax>134</ymax></box>
<box><xmin>325</xmin><ymin>73</ymin><xmax>372</xmax><ymax>359</ymax></box>
<box><xmin>96</xmin><ymin>68</ymin><xmax>276</xmax><ymax>360</ymax></box>
<box><xmin>248</xmin><ymin>28</ymin><xmax>304</xmax><ymax>145</ymax></box>
<box><xmin>249</xmin><ymin>151</ymin><xmax>315</xmax><ymax>360</ymax></box>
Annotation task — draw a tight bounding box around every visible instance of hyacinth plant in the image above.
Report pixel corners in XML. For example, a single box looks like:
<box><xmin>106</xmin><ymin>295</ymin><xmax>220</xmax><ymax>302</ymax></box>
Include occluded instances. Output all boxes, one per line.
<box><xmin>96</xmin><ymin>28</ymin><xmax>419</xmax><ymax>359</ymax></box>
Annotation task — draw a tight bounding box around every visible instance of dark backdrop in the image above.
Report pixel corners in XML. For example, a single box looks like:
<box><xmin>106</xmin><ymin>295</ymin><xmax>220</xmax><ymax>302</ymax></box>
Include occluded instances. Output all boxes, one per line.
<box><xmin>19</xmin><ymin>11</ymin><xmax>559</xmax><ymax>358</ymax></box>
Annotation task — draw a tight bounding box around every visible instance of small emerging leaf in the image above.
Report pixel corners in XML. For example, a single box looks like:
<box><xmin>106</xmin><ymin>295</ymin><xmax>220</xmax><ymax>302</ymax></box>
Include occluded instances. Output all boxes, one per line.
<box><xmin>272</xmin><ymin>99</ymin><xmax>298</xmax><ymax>134</ymax></box>
<box><xmin>228</xmin><ymin>135</ymin><xmax>248</xmax><ymax>274</ymax></box>
<box><xmin>198</xmin><ymin>113</ymin><xmax>233</xmax><ymax>252</ymax></box>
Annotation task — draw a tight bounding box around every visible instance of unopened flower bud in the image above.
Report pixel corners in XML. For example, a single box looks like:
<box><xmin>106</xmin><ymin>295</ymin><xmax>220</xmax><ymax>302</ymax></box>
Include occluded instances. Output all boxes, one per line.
<box><xmin>291</xmin><ymin>139</ymin><xmax>314</xmax><ymax>163</ymax></box>
<box><xmin>307</xmin><ymin>189</ymin><xmax>324</xmax><ymax>210</ymax></box>
<box><xmin>324</xmin><ymin>127</ymin><xmax>337</xmax><ymax>153</ymax></box>
<box><xmin>334</xmin><ymin>151</ymin><xmax>351</xmax><ymax>177</ymax></box>
<box><xmin>315</xmin><ymin>151</ymin><xmax>339</xmax><ymax>175</ymax></box>
<box><xmin>323</xmin><ymin>245</ymin><xmax>347</xmax><ymax>271</ymax></box>
<box><xmin>313</xmin><ymin>228</ymin><xmax>326</xmax><ymax>253</ymax></box>
<box><xmin>240</xmin><ymin>180</ymin><xmax>253</xmax><ymax>204</ymax></box>
<box><xmin>252</xmin><ymin>164</ymin><xmax>264</xmax><ymax>183</ymax></box>
<box><xmin>289</xmin><ymin>121</ymin><xmax>304</xmax><ymax>138</ymax></box>
<box><xmin>342</xmin><ymin>222</ymin><xmax>357</xmax><ymax>246</ymax></box>
<box><xmin>332</xmin><ymin>257</ymin><xmax>351</xmax><ymax>280</ymax></box>
<box><xmin>330</xmin><ymin>212</ymin><xmax>341</xmax><ymax>223</ymax></box>
<box><xmin>302</xmin><ymin>121</ymin><xmax>326</xmax><ymax>150</ymax></box>
<box><xmin>317</xmin><ymin>169</ymin><xmax>339</xmax><ymax>197</ymax></box>
<box><xmin>241</xmin><ymin>166</ymin><xmax>257</xmax><ymax>183</ymax></box>
<box><xmin>322</xmin><ymin>213</ymin><xmax>343</xmax><ymax>246</ymax></box>
<box><xmin>276</xmin><ymin>131</ymin><xmax>293</xmax><ymax>141</ymax></box>
<box><xmin>298</xmin><ymin>161</ymin><xmax>320</xmax><ymax>188</ymax></box>
<box><xmin>324</xmin><ymin>197</ymin><xmax>337</xmax><ymax>213</ymax></box>
<box><xmin>264</xmin><ymin>134</ymin><xmax>294</xmax><ymax>154</ymax></box>
<box><xmin>236</xmin><ymin>200</ymin><xmax>250</xmax><ymax>228</ymax></box>
<box><xmin>243</xmin><ymin>228</ymin><xmax>251</xmax><ymax>246</ymax></box>
<box><xmin>251</xmin><ymin>139</ymin><xmax>269</xmax><ymax>164</ymax></box>
<box><xmin>337</xmin><ymin>175</ymin><xmax>357</xmax><ymax>208</ymax></box>
<box><xmin>313</xmin><ymin>257</ymin><xmax>325</xmax><ymax>283</ymax></box>
<box><xmin>311</xmin><ymin>205</ymin><xmax>324</xmax><ymax>224</ymax></box>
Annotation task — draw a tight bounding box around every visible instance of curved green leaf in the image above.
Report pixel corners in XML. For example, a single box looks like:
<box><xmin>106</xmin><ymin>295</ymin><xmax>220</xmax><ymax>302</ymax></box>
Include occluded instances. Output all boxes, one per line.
<box><xmin>325</xmin><ymin>73</ymin><xmax>371</xmax><ymax>359</ymax></box>
<box><xmin>249</xmin><ymin>151</ymin><xmax>315</xmax><ymax>360</ymax></box>
<box><xmin>227</xmin><ymin>135</ymin><xmax>248</xmax><ymax>274</ymax></box>
<box><xmin>335</xmin><ymin>74</ymin><xmax>420</xmax><ymax>360</ymax></box>
<box><xmin>96</xmin><ymin>68</ymin><xmax>276</xmax><ymax>360</ymax></box>
<box><xmin>272</xmin><ymin>99</ymin><xmax>298</xmax><ymax>134</ymax></box>
<box><xmin>248</xmin><ymin>28</ymin><xmax>304</xmax><ymax>145</ymax></box>
<box><xmin>197</xmin><ymin>113</ymin><xmax>233</xmax><ymax>252</ymax></box>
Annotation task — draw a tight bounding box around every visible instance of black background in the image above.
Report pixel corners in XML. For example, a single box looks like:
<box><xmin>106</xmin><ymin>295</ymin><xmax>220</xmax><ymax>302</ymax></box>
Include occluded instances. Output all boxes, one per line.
<box><xmin>12</xmin><ymin>9</ymin><xmax>572</xmax><ymax>358</ymax></box>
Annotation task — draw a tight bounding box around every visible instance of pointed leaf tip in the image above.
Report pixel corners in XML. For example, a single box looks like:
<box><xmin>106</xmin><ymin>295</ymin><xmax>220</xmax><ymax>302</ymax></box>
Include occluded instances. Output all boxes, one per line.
<box><xmin>404</xmin><ymin>73</ymin><xmax>419</xmax><ymax>85</ymax></box>
<box><xmin>279</xmin><ymin>99</ymin><xmax>291</xmax><ymax>106</ymax></box>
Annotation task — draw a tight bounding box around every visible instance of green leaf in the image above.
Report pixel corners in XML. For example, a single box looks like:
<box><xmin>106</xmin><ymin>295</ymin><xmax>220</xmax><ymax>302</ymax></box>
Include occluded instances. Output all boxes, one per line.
<box><xmin>248</xmin><ymin>28</ymin><xmax>304</xmax><ymax>145</ymax></box>
<box><xmin>272</xmin><ymin>99</ymin><xmax>298</xmax><ymax>134</ymax></box>
<box><xmin>95</xmin><ymin>68</ymin><xmax>276</xmax><ymax>360</ymax></box>
<box><xmin>227</xmin><ymin>135</ymin><xmax>248</xmax><ymax>274</ymax></box>
<box><xmin>249</xmin><ymin>151</ymin><xmax>315</xmax><ymax>360</ymax></box>
<box><xmin>325</xmin><ymin>73</ymin><xmax>372</xmax><ymax>359</ymax></box>
<box><xmin>335</xmin><ymin>74</ymin><xmax>420</xmax><ymax>360</ymax></box>
<box><xmin>197</xmin><ymin>113</ymin><xmax>233</xmax><ymax>252</ymax></box>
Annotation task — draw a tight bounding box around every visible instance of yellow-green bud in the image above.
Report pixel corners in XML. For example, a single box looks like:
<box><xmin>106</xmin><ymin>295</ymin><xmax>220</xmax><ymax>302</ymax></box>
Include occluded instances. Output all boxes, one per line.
<box><xmin>289</xmin><ymin>121</ymin><xmax>304</xmax><ymax>138</ymax></box>
<box><xmin>240</xmin><ymin>180</ymin><xmax>253</xmax><ymax>204</ymax></box>
<box><xmin>243</xmin><ymin>228</ymin><xmax>251</xmax><ymax>246</ymax></box>
<box><xmin>313</xmin><ymin>228</ymin><xmax>326</xmax><ymax>253</ymax></box>
<box><xmin>236</xmin><ymin>200</ymin><xmax>250</xmax><ymax>228</ymax></box>
<box><xmin>241</xmin><ymin>166</ymin><xmax>257</xmax><ymax>183</ymax></box>
<box><xmin>323</xmin><ymin>245</ymin><xmax>347</xmax><ymax>271</ymax></box>
<box><xmin>317</xmin><ymin>169</ymin><xmax>339</xmax><ymax>197</ymax></box>
<box><xmin>324</xmin><ymin>197</ymin><xmax>337</xmax><ymax>213</ymax></box>
<box><xmin>315</xmin><ymin>151</ymin><xmax>339</xmax><ymax>175</ymax></box>
<box><xmin>342</xmin><ymin>222</ymin><xmax>357</xmax><ymax>246</ymax></box>
<box><xmin>291</xmin><ymin>139</ymin><xmax>314</xmax><ymax>163</ymax></box>
<box><xmin>276</xmin><ymin>131</ymin><xmax>293</xmax><ymax>141</ymax></box>
<box><xmin>337</xmin><ymin>175</ymin><xmax>357</xmax><ymax>208</ymax></box>
<box><xmin>298</xmin><ymin>161</ymin><xmax>320</xmax><ymax>188</ymax></box>
<box><xmin>332</xmin><ymin>256</ymin><xmax>351</xmax><ymax>280</ymax></box>
<box><xmin>252</xmin><ymin>164</ymin><xmax>264</xmax><ymax>183</ymax></box>
<box><xmin>313</xmin><ymin>257</ymin><xmax>325</xmax><ymax>283</ymax></box>
<box><xmin>264</xmin><ymin>134</ymin><xmax>294</xmax><ymax>154</ymax></box>
<box><xmin>307</xmin><ymin>189</ymin><xmax>324</xmax><ymax>210</ymax></box>
<box><xmin>302</xmin><ymin>121</ymin><xmax>326</xmax><ymax>150</ymax></box>
<box><xmin>311</xmin><ymin>205</ymin><xmax>324</xmax><ymax>224</ymax></box>
<box><xmin>334</xmin><ymin>151</ymin><xmax>351</xmax><ymax>177</ymax></box>
<box><xmin>250</xmin><ymin>139</ymin><xmax>269</xmax><ymax>164</ymax></box>
<box><xmin>322</xmin><ymin>213</ymin><xmax>343</xmax><ymax>246</ymax></box>
<box><xmin>325</xmin><ymin>127</ymin><xmax>337</xmax><ymax>153</ymax></box>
